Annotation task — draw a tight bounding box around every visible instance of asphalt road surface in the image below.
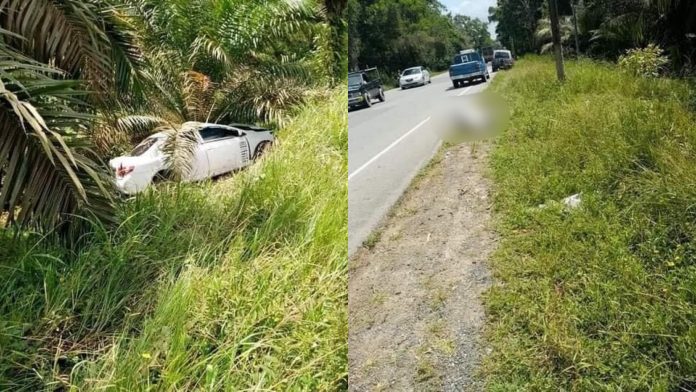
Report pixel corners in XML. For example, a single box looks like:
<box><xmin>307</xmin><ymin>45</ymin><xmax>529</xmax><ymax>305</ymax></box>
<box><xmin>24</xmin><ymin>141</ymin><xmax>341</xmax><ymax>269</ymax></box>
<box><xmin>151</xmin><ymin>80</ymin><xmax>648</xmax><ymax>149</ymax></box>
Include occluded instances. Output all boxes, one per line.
<box><xmin>348</xmin><ymin>68</ymin><xmax>495</xmax><ymax>255</ymax></box>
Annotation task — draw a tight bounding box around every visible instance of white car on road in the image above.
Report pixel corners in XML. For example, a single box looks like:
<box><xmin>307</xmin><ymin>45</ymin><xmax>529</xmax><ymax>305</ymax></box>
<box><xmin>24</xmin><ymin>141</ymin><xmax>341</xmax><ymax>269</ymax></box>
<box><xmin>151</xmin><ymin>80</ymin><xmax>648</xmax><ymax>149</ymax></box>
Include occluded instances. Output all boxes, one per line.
<box><xmin>399</xmin><ymin>66</ymin><xmax>431</xmax><ymax>89</ymax></box>
<box><xmin>109</xmin><ymin>122</ymin><xmax>274</xmax><ymax>194</ymax></box>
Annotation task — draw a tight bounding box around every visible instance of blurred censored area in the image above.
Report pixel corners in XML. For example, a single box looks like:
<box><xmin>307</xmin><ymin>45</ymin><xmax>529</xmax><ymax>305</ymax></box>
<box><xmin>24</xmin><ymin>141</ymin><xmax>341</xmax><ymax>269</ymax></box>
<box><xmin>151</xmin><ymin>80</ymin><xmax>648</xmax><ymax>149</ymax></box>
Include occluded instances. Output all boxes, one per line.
<box><xmin>433</xmin><ymin>92</ymin><xmax>510</xmax><ymax>144</ymax></box>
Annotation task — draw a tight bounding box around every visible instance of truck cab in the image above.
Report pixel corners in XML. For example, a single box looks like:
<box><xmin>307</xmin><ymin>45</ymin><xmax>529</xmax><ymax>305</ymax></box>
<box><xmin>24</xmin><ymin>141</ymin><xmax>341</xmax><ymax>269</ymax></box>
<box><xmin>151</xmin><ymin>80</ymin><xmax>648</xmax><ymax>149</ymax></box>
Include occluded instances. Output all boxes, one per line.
<box><xmin>449</xmin><ymin>49</ymin><xmax>490</xmax><ymax>88</ymax></box>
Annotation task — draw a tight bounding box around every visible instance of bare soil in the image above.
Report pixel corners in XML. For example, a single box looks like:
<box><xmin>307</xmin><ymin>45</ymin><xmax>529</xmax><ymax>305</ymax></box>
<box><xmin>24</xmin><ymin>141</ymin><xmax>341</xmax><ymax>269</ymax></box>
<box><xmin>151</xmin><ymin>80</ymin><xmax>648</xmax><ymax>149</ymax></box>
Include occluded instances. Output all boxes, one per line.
<box><xmin>349</xmin><ymin>142</ymin><xmax>496</xmax><ymax>391</ymax></box>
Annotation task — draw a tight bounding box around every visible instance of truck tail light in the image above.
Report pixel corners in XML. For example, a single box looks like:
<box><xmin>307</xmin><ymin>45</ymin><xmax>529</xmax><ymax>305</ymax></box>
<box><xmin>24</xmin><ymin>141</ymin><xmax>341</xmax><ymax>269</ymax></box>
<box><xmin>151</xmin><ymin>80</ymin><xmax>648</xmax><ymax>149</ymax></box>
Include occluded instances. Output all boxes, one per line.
<box><xmin>116</xmin><ymin>164</ymin><xmax>135</xmax><ymax>178</ymax></box>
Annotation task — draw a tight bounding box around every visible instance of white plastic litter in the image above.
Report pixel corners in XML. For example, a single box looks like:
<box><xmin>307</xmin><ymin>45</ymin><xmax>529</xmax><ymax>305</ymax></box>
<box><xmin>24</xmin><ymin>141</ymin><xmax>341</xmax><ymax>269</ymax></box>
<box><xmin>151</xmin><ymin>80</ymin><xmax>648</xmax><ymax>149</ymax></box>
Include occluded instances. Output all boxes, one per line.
<box><xmin>538</xmin><ymin>193</ymin><xmax>582</xmax><ymax>210</ymax></box>
<box><xmin>561</xmin><ymin>193</ymin><xmax>582</xmax><ymax>209</ymax></box>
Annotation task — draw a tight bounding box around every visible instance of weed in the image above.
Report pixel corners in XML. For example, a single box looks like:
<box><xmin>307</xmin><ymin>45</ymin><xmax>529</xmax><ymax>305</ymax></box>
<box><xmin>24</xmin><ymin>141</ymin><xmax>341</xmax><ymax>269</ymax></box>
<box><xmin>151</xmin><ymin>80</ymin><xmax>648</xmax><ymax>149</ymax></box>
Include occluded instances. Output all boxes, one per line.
<box><xmin>485</xmin><ymin>56</ymin><xmax>696</xmax><ymax>390</ymax></box>
<box><xmin>0</xmin><ymin>87</ymin><xmax>348</xmax><ymax>390</ymax></box>
<box><xmin>362</xmin><ymin>230</ymin><xmax>382</xmax><ymax>250</ymax></box>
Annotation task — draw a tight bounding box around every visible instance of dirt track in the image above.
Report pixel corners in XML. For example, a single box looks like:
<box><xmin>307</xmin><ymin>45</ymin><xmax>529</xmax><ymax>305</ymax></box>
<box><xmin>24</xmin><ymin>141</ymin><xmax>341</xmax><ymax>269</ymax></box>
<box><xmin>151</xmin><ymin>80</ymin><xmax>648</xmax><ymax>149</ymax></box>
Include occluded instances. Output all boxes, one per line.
<box><xmin>348</xmin><ymin>142</ymin><xmax>496</xmax><ymax>391</ymax></box>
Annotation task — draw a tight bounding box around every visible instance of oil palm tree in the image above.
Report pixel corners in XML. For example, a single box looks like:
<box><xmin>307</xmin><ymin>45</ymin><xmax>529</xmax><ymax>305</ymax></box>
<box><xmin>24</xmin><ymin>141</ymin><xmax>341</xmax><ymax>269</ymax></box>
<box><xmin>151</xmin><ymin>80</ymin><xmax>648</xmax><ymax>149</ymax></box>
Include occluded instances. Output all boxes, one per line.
<box><xmin>536</xmin><ymin>16</ymin><xmax>574</xmax><ymax>54</ymax></box>
<box><xmin>0</xmin><ymin>40</ymin><xmax>114</xmax><ymax>232</ymax></box>
<box><xmin>0</xmin><ymin>0</ymin><xmax>145</xmax><ymax>232</ymax></box>
<box><xmin>106</xmin><ymin>0</ymin><xmax>328</xmax><ymax>178</ymax></box>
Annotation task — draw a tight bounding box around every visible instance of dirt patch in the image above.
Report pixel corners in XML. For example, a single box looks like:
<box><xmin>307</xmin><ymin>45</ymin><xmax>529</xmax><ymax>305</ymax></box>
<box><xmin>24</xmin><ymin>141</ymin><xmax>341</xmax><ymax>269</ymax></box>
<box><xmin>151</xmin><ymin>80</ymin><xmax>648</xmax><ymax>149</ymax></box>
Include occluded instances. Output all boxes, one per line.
<box><xmin>349</xmin><ymin>142</ymin><xmax>496</xmax><ymax>391</ymax></box>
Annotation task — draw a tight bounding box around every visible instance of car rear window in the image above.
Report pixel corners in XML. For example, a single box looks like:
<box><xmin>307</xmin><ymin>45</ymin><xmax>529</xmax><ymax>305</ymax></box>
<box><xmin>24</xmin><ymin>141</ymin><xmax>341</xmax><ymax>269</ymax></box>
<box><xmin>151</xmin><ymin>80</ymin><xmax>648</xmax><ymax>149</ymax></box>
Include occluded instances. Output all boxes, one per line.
<box><xmin>453</xmin><ymin>53</ymin><xmax>481</xmax><ymax>64</ymax></box>
<box><xmin>130</xmin><ymin>137</ymin><xmax>158</xmax><ymax>156</ymax></box>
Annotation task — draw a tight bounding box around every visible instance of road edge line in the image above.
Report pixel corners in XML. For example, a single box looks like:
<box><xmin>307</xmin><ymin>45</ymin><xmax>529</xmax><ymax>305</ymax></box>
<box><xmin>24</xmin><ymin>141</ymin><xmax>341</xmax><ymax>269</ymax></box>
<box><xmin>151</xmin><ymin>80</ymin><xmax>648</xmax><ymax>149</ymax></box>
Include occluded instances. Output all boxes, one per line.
<box><xmin>348</xmin><ymin>116</ymin><xmax>432</xmax><ymax>181</ymax></box>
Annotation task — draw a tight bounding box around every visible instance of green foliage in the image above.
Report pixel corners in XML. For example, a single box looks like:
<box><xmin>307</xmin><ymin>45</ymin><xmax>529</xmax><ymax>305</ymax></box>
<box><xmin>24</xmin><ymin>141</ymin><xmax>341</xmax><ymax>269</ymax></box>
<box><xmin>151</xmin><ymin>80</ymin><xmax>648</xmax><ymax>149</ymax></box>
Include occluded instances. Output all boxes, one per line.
<box><xmin>493</xmin><ymin>0</ymin><xmax>696</xmax><ymax>73</ymax></box>
<box><xmin>489</xmin><ymin>0</ymin><xmax>545</xmax><ymax>55</ymax></box>
<box><xmin>0</xmin><ymin>88</ymin><xmax>347</xmax><ymax>390</ymax></box>
<box><xmin>486</xmin><ymin>56</ymin><xmax>696</xmax><ymax>390</ymax></box>
<box><xmin>348</xmin><ymin>0</ymin><xmax>494</xmax><ymax>75</ymax></box>
<box><xmin>0</xmin><ymin>0</ymin><xmax>145</xmax><ymax>233</ymax></box>
<box><xmin>618</xmin><ymin>44</ymin><xmax>669</xmax><ymax>78</ymax></box>
<box><xmin>0</xmin><ymin>0</ymin><xmax>345</xmax><ymax>233</ymax></box>
<box><xmin>535</xmin><ymin>16</ymin><xmax>574</xmax><ymax>54</ymax></box>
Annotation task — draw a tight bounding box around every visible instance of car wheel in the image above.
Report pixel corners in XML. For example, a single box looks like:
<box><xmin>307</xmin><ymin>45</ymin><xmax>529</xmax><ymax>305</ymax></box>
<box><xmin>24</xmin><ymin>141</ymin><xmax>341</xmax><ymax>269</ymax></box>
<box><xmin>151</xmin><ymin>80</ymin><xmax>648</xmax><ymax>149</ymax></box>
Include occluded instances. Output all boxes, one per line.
<box><xmin>378</xmin><ymin>88</ymin><xmax>385</xmax><ymax>102</ymax></box>
<box><xmin>364</xmin><ymin>93</ymin><xmax>372</xmax><ymax>107</ymax></box>
<box><xmin>153</xmin><ymin>169</ymin><xmax>173</xmax><ymax>184</ymax></box>
<box><xmin>254</xmin><ymin>141</ymin><xmax>272</xmax><ymax>160</ymax></box>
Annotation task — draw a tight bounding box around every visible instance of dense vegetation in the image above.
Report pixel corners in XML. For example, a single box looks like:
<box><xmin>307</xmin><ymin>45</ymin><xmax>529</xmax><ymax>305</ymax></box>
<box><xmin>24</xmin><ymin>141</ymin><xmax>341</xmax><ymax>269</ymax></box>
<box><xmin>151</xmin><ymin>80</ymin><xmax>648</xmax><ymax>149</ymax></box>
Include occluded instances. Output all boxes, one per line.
<box><xmin>490</xmin><ymin>0</ymin><xmax>696</xmax><ymax>73</ymax></box>
<box><xmin>0</xmin><ymin>0</ymin><xmax>347</xmax><ymax>390</ymax></box>
<box><xmin>348</xmin><ymin>0</ymin><xmax>495</xmax><ymax>80</ymax></box>
<box><xmin>0</xmin><ymin>87</ymin><xmax>347</xmax><ymax>390</ymax></box>
<box><xmin>486</xmin><ymin>56</ymin><xmax>696</xmax><ymax>390</ymax></box>
<box><xmin>0</xmin><ymin>0</ymin><xmax>345</xmax><ymax>233</ymax></box>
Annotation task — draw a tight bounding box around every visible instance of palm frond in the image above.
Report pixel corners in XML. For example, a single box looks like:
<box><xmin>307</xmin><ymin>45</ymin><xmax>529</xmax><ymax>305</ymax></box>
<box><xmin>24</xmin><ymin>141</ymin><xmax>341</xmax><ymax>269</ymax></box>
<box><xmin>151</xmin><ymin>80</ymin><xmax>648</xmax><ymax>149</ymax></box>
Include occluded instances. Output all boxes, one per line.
<box><xmin>0</xmin><ymin>0</ymin><xmax>145</xmax><ymax>102</ymax></box>
<box><xmin>157</xmin><ymin>121</ymin><xmax>199</xmax><ymax>180</ymax></box>
<box><xmin>0</xmin><ymin>42</ymin><xmax>114</xmax><ymax>232</ymax></box>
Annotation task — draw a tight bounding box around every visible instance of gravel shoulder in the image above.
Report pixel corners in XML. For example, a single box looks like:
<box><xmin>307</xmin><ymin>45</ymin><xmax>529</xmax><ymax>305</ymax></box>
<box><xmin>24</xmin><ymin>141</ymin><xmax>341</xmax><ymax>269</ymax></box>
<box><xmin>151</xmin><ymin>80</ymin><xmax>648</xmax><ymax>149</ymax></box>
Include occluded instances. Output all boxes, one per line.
<box><xmin>348</xmin><ymin>142</ymin><xmax>497</xmax><ymax>391</ymax></box>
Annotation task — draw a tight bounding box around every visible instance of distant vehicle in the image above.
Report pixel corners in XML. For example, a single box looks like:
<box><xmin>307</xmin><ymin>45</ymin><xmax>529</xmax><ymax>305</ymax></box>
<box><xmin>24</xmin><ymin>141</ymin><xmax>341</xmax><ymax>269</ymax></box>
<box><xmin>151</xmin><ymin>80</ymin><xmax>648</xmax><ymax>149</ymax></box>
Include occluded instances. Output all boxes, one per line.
<box><xmin>482</xmin><ymin>46</ymin><xmax>495</xmax><ymax>63</ymax></box>
<box><xmin>449</xmin><ymin>49</ymin><xmax>490</xmax><ymax>88</ymax></box>
<box><xmin>109</xmin><ymin>122</ymin><xmax>274</xmax><ymax>194</ymax></box>
<box><xmin>492</xmin><ymin>50</ymin><xmax>514</xmax><ymax>72</ymax></box>
<box><xmin>399</xmin><ymin>66</ymin><xmax>431</xmax><ymax>89</ymax></box>
<box><xmin>348</xmin><ymin>68</ymin><xmax>385</xmax><ymax>110</ymax></box>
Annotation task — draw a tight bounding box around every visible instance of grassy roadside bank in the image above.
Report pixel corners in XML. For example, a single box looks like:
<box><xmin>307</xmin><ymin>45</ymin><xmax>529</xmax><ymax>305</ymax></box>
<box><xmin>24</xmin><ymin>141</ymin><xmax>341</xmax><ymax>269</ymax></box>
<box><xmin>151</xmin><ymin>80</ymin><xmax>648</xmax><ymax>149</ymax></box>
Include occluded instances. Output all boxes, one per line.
<box><xmin>486</xmin><ymin>57</ymin><xmax>696</xmax><ymax>390</ymax></box>
<box><xmin>0</xmin><ymin>88</ymin><xmax>347</xmax><ymax>390</ymax></box>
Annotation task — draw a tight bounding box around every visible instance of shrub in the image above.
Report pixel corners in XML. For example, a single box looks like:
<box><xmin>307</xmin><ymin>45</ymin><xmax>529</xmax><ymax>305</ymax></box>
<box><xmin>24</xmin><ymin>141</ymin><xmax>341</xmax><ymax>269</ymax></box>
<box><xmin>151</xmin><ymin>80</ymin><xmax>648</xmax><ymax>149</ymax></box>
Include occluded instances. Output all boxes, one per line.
<box><xmin>618</xmin><ymin>43</ymin><xmax>669</xmax><ymax>77</ymax></box>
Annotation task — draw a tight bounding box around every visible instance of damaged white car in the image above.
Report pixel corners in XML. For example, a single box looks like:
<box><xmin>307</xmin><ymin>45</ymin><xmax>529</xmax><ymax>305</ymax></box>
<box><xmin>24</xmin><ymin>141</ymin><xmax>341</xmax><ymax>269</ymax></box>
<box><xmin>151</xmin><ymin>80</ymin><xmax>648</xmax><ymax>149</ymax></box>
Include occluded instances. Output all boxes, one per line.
<box><xmin>109</xmin><ymin>122</ymin><xmax>274</xmax><ymax>194</ymax></box>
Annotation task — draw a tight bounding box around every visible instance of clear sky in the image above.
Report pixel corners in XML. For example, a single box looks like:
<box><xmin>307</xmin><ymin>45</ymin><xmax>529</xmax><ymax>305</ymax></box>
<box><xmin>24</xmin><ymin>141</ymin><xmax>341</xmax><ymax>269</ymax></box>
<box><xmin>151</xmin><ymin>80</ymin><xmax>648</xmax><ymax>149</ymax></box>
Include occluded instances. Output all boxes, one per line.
<box><xmin>441</xmin><ymin>0</ymin><xmax>498</xmax><ymax>39</ymax></box>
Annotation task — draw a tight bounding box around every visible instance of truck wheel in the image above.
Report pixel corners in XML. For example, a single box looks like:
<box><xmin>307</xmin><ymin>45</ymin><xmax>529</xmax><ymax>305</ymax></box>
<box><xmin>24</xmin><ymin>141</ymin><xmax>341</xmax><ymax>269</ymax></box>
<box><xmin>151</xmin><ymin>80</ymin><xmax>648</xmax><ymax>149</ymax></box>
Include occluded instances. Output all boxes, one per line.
<box><xmin>378</xmin><ymin>88</ymin><xmax>385</xmax><ymax>102</ymax></box>
<box><xmin>452</xmin><ymin>80</ymin><xmax>458</xmax><ymax>89</ymax></box>
<box><xmin>364</xmin><ymin>93</ymin><xmax>372</xmax><ymax>107</ymax></box>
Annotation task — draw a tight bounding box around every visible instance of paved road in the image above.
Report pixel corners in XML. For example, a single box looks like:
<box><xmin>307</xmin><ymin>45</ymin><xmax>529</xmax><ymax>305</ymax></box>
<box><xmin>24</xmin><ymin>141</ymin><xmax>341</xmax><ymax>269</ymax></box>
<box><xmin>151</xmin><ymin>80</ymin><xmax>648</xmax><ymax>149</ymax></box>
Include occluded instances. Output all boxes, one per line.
<box><xmin>348</xmin><ymin>69</ymin><xmax>495</xmax><ymax>255</ymax></box>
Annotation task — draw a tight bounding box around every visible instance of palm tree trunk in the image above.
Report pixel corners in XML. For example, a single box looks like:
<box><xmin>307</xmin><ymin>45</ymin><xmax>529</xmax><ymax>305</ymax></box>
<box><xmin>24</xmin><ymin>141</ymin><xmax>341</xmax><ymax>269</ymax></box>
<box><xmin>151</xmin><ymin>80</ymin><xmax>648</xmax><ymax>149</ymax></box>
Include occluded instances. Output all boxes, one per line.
<box><xmin>549</xmin><ymin>0</ymin><xmax>566</xmax><ymax>81</ymax></box>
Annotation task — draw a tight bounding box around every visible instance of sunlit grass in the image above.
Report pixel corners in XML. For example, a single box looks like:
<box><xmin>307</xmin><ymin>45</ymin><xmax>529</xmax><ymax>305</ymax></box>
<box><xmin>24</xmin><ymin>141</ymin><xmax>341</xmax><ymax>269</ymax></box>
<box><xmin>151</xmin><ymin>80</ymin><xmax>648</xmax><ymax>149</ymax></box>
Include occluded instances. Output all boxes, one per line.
<box><xmin>0</xmin><ymin>87</ymin><xmax>347</xmax><ymax>390</ymax></box>
<box><xmin>485</xmin><ymin>56</ymin><xmax>696</xmax><ymax>390</ymax></box>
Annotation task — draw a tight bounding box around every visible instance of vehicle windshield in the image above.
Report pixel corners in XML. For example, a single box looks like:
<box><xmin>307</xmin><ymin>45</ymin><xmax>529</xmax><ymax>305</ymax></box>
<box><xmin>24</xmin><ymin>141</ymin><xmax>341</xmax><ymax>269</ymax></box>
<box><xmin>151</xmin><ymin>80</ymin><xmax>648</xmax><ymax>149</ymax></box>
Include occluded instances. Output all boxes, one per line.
<box><xmin>130</xmin><ymin>137</ymin><xmax>159</xmax><ymax>156</ymax></box>
<box><xmin>348</xmin><ymin>74</ymin><xmax>363</xmax><ymax>87</ymax></box>
<box><xmin>495</xmin><ymin>52</ymin><xmax>511</xmax><ymax>59</ymax></box>
<box><xmin>402</xmin><ymin>68</ymin><xmax>421</xmax><ymax>76</ymax></box>
<box><xmin>453</xmin><ymin>53</ymin><xmax>481</xmax><ymax>64</ymax></box>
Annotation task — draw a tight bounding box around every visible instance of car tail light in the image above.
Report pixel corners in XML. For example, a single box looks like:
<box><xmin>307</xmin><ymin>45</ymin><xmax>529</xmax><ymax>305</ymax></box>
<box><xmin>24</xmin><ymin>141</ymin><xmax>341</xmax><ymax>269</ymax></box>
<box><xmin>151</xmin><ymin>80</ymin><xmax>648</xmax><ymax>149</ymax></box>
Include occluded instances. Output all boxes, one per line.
<box><xmin>116</xmin><ymin>164</ymin><xmax>134</xmax><ymax>178</ymax></box>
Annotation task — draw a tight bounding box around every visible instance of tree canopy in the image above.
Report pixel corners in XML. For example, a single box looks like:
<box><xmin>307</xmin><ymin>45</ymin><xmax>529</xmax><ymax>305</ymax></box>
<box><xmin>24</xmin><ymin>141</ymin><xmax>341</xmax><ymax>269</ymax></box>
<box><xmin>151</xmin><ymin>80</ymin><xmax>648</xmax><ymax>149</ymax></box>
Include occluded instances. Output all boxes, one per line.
<box><xmin>490</xmin><ymin>0</ymin><xmax>696</xmax><ymax>73</ymax></box>
<box><xmin>348</xmin><ymin>0</ymin><xmax>495</xmax><ymax>77</ymax></box>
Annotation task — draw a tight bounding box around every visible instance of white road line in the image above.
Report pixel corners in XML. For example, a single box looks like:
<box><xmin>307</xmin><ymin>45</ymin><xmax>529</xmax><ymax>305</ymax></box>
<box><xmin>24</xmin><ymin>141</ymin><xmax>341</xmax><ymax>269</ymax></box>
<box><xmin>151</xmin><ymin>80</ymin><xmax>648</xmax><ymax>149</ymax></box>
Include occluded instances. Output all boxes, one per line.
<box><xmin>348</xmin><ymin>116</ymin><xmax>432</xmax><ymax>181</ymax></box>
<box><xmin>457</xmin><ymin>86</ymin><xmax>473</xmax><ymax>96</ymax></box>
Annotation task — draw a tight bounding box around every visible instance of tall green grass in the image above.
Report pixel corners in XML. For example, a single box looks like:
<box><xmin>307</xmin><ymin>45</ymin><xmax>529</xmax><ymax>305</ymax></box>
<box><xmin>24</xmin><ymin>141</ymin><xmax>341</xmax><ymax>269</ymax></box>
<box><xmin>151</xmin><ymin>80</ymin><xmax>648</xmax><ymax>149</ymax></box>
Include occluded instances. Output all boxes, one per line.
<box><xmin>0</xmin><ymin>88</ymin><xmax>347</xmax><ymax>390</ymax></box>
<box><xmin>486</xmin><ymin>57</ymin><xmax>696</xmax><ymax>390</ymax></box>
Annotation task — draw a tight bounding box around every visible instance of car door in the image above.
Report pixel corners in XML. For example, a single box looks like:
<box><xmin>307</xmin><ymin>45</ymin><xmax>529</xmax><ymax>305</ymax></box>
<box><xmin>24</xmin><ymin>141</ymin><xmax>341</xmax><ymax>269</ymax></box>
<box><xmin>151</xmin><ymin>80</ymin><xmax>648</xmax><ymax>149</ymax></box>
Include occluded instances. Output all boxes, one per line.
<box><xmin>198</xmin><ymin>126</ymin><xmax>244</xmax><ymax>176</ymax></box>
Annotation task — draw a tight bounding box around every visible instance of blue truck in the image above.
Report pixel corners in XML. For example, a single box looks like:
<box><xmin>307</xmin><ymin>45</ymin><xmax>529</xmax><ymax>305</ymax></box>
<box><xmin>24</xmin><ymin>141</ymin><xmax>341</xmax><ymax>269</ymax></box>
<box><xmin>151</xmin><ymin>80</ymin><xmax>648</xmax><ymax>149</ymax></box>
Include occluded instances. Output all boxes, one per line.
<box><xmin>449</xmin><ymin>49</ymin><xmax>490</xmax><ymax>89</ymax></box>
